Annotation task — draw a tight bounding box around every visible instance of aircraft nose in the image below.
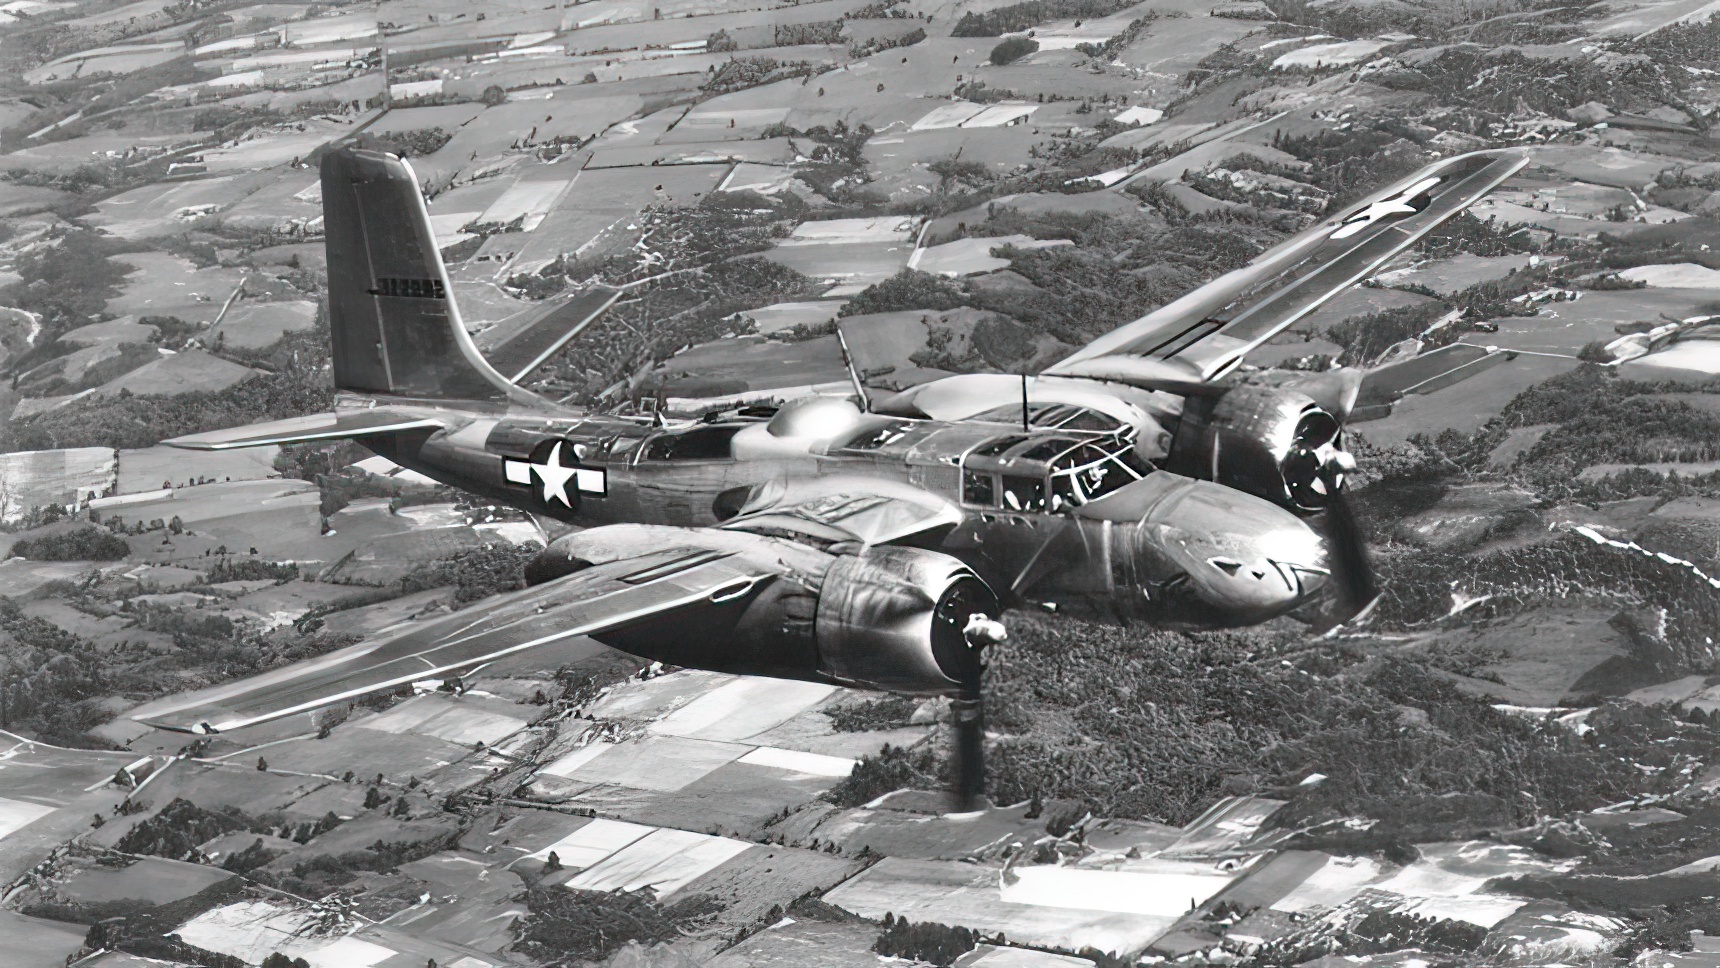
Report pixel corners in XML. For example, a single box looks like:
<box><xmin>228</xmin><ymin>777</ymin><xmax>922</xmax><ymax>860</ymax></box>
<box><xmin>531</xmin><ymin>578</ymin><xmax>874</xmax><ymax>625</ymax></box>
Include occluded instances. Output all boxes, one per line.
<box><xmin>1142</xmin><ymin>480</ymin><xmax>1330</xmax><ymax>625</ymax></box>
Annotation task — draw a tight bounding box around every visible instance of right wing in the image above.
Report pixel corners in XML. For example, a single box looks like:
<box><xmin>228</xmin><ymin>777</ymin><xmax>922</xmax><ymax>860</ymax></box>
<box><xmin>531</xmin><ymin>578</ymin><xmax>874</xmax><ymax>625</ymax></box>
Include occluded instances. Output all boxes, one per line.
<box><xmin>133</xmin><ymin>546</ymin><xmax>781</xmax><ymax>733</ymax></box>
<box><xmin>162</xmin><ymin>408</ymin><xmax>447</xmax><ymax>451</ymax></box>
<box><xmin>1051</xmin><ymin>149</ymin><xmax>1530</xmax><ymax>383</ymax></box>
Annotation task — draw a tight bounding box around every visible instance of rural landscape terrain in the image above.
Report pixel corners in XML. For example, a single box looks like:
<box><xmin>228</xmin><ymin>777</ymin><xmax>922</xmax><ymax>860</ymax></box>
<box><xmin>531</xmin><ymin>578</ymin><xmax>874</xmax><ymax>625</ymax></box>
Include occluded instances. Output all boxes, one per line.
<box><xmin>9</xmin><ymin>0</ymin><xmax>1720</xmax><ymax>965</ymax></box>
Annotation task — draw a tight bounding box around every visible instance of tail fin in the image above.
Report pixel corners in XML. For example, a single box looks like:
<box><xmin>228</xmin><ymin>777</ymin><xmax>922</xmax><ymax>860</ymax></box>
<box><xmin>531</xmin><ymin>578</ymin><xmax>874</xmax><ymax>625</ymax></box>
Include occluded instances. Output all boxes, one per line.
<box><xmin>322</xmin><ymin>145</ymin><xmax>514</xmax><ymax>401</ymax></box>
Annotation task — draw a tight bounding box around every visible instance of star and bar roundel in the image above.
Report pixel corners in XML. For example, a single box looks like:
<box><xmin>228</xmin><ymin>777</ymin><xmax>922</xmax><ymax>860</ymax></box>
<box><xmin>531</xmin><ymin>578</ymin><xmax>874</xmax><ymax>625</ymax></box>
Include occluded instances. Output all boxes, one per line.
<box><xmin>502</xmin><ymin>439</ymin><xmax>607</xmax><ymax>510</ymax></box>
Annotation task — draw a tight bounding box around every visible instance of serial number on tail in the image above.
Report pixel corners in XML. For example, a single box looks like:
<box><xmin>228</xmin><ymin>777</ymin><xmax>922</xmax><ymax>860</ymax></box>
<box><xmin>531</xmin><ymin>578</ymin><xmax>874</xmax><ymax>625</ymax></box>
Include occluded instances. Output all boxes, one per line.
<box><xmin>369</xmin><ymin>277</ymin><xmax>446</xmax><ymax>299</ymax></box>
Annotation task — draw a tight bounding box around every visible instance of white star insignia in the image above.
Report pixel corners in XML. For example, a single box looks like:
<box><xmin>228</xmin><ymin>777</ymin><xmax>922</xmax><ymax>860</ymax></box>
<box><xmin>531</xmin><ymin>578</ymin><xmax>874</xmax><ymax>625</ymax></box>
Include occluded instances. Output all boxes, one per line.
<box><xmin>503</xmin><ymin>442</ymin><xmax>607</xmax><ymax>507</ymax></box>
<box><xmin>1331</xmin><ymin>176</ymin><xmax>1441</xmax><ymax>239</ymax></box>
<box><xmin>530</xmin><ymin>441</ymin><xmax>578</xmax><ymax>507</ymax></box>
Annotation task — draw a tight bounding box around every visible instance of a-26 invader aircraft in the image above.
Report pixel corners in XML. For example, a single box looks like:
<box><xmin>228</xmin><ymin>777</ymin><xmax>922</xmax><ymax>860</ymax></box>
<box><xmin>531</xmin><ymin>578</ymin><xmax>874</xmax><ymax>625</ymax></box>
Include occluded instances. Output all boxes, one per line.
<box><xmin>141</xmin><ymin>145</ymin><xmax>1526</xmax><ymax>798</ymax></box>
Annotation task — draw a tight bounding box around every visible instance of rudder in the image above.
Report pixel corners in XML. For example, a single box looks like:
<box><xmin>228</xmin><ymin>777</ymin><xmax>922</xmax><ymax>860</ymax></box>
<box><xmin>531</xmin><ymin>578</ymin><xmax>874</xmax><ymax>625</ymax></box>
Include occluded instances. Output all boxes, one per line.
<box><xmin>322</xmin><ymin>145</ymin><xmax>512</xmax><ymax>401</ymax></box>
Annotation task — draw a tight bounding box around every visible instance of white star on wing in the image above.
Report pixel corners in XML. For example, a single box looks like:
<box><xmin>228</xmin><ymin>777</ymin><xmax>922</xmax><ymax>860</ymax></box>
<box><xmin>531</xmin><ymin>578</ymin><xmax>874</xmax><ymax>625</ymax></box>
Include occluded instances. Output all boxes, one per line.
<box><xmin>532</xmin><ymin>441</ymin><xmax>578</xmax><ymax>507</ymax></box>
<box><xmin>1331</xmin><ymin>176</ymin><xmax>1441</xmax><ymax>239</ymax></box>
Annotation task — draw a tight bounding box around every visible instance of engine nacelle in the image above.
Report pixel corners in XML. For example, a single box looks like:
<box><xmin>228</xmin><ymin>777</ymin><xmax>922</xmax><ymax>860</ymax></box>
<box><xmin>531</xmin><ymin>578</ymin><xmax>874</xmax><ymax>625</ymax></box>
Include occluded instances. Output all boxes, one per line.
<box><xmin>1166</xmin><ymin>385</ymin><xmax>1347</xmax><ymax>514</ymax></box>
<box><xmin>524</xmin><ymin>526</ymin><xmax>1000</xmax><ymax>697</ymax></box>
<box><xmin>524</xmin><ymin>537</ymin><xmax>591</xmax><ymax>585</ymax></box>
<box><xmin>814</xmin><ymin>546</ymin><xmax>999</xmax><ymax>696</ymax></box>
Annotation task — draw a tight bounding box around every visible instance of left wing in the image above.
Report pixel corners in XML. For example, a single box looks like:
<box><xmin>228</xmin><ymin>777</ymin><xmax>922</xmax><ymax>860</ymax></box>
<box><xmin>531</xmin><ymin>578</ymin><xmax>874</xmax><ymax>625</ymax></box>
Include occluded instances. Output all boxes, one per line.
<box><xmin>133</xmin><ymin>547</ymin><xmax>781</xmax><ymax>733</ymax></box>
<box><xmin>1050</xmin><ymin>148</ymin><xmax>1530</xmax><ymax>383</ymax></box>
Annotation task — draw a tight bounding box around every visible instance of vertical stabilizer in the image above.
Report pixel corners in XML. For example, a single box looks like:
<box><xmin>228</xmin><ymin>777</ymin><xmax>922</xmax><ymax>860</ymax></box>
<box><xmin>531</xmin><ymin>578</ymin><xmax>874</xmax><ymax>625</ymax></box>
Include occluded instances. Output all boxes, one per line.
<box><xmin>322</xmin><ymin>145</ymin><xmax>513</xmax><ymax>401</ymax></box>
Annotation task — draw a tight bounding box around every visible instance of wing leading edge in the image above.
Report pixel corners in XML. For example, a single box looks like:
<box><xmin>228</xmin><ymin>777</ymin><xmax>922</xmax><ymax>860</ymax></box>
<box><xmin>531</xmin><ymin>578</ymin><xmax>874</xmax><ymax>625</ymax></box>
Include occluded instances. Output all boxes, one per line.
<box><xmin>162</xmin><ymin>409</ymin><xmax>447</xmax><ymax>451</ymax></box>
<box><xmin>133</xmin><ymin>548</ymin><xmax>783</xmax><ymax>733</ymax></box>
<box><xmin>1051</xmin><ymin>148</ymin><xmax>1530</xmax><ymax>383</ymax></box>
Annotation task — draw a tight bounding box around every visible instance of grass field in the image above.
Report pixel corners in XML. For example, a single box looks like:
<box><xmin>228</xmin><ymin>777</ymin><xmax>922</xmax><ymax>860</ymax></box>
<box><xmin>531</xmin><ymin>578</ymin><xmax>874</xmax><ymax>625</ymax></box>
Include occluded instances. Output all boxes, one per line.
<box><xmin>705</xmin><ymin>920</ymin><xmax>885</xmax><ymax>968</ymax></box>
<box><xmin>118</xmin><ymin>445</ymin><xmax>279</xmax><ymax>493</ymax></box>
<box><xmin>1374</xmin><ymin>253</ymin><xmax>1536</xmax><ymax>295</ymax></box>
<box><xmin>106</xmin><ymin>253</ymin><xmax>245</xmax><ymax>322</ymax></box>
<box><xmin>826</xmin><ymin>856</ymin><xmax>1185</xmax><ymax>956</ymax></box>
<box><xmin>60</xmin><ymin>856</ymin><xmax>234</xmax><ymax>905</ymax></box>
<box><xmin>0</xmin><ymin>910</ymin><xmax>87</xmax><ymax>968</ymax></box>
<box><xmin>650</xmin><ymin>333</ymin><xmax>849</xmax><ymax>397</ymax></box>
<box><xmin>1355</xmin><ymin>355</ymin><xmax>1580</xmax><ymax>445</ymax></box>
<box><xmin>0</xmin><ymin>183</ymin><xmax>73</xmax><ymax>217</ymax></box>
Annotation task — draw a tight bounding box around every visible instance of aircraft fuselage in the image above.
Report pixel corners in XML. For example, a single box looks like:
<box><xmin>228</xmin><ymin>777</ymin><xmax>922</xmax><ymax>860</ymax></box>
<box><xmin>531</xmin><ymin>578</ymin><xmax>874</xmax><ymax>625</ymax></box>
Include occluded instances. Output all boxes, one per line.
<box><xmin>359</xmin><ymin>395</ymin><xmax>1332</xmax><ymax>629</ymax></box>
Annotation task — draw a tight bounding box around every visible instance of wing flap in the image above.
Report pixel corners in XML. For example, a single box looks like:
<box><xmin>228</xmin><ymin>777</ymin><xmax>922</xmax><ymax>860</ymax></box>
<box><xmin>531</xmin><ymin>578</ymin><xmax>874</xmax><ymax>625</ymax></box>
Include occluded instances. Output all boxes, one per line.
<box><xmin>1051</xmin><ymin>149</ymin><xmax>1530</xmax><ymax>381</ymax></box>
<box><xmin>720</xmin><ymin>476</ymin><xmax>964</xmax><ymax>546</ymax></box>
<box><xmin>133</xmin><ymin>549</ymin><xmax>780</xmax><ymax>733</ymax></box>
<box><xmin>162</xmin><ymin>409</ymin><xmax>446</xmax><ymax>451</ymax></box>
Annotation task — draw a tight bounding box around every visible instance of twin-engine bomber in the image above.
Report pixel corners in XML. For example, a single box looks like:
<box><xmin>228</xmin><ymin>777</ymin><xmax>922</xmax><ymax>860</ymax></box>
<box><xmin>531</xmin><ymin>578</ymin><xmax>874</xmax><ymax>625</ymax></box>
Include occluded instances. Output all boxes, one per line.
<box><xmin>141</xmin><ymin>144</ymin><xmax>1529</xmax><ymax>801</ymax></box>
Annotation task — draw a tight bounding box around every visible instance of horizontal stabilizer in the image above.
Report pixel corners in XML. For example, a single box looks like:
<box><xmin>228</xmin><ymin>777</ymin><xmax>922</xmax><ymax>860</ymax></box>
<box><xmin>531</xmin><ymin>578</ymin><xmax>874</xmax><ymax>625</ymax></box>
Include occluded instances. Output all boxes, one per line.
<box><xmin>479</xmin><ymin>285</ymin><xmax>622</xmax><ymax>385</ymax></box>
<box><xmin>162</xmin><ymin>409</ymin><xmax>445</xmax><ymax>451</ymax></box>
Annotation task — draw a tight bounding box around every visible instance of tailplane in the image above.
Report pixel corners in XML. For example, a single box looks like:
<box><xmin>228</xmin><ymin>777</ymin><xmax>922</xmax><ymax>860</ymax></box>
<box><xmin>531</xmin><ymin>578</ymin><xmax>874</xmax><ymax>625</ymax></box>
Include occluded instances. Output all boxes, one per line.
<box><xmin>322</xmin><ymin>145</ymin><xmax>514</xmax><ymax>402</ymax></box>
<box><xmin>164</xmin><ymin>409</ymin><xmax>446</xmax><ymax>451</ymax></box>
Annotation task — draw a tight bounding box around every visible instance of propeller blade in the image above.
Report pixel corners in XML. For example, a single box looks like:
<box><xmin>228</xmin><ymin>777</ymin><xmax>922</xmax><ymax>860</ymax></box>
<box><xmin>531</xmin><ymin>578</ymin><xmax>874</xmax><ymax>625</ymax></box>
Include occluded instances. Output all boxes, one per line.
<box><xmin>1273</xmin><ymin>366</ymin><xmax>1364</xmax><ymax>421</ymax></box>
<box><xmin>951</xmin><ymin>693</ymin><xmax>985</xmax><ymax>809</ymax></box>
<box><xmin>948</xmin><ymin>613</ymin><xmax>1004</xmax><ymax>810</ymax></box>
<box><xmin>1319</xmin><ymin>486</ymin><xmax>1380</xmax><ymax>626</ymax></box>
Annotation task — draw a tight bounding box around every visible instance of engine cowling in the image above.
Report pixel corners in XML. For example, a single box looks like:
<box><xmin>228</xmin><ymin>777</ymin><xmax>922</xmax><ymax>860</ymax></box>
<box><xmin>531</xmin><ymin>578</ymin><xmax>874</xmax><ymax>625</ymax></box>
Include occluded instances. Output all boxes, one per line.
<box><xmin>814</xmin><ymin>547</ymin><xmax>1000</xmax><ymax>696</ymax></box>
<box><xmin>1166</xmin><ymin>385</ymin><xmax>1353</xmax><ymax>514</ymax></box>
<box><xmin>524</xmin><ymin>526</ymin><xmax>1001</xmax><ymax>697</ymax></box>
<box><xmin>524</xmin><ymin>541</ymin><xmax>592</xmax><ymax>585</ymax></box>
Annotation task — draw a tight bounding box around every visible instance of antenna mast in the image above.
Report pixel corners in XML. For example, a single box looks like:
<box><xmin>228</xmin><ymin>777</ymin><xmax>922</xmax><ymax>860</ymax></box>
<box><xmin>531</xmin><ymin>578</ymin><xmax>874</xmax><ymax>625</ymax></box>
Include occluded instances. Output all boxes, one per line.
<box><xmin>377</xmin><ymin>2</ymin><xmax>391</xmax><ymax>111</ymax></box>
<box><xmin>834</xmin><ymin>321</ymin><xmax>869</xmax><ymax>412</ymax></box>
